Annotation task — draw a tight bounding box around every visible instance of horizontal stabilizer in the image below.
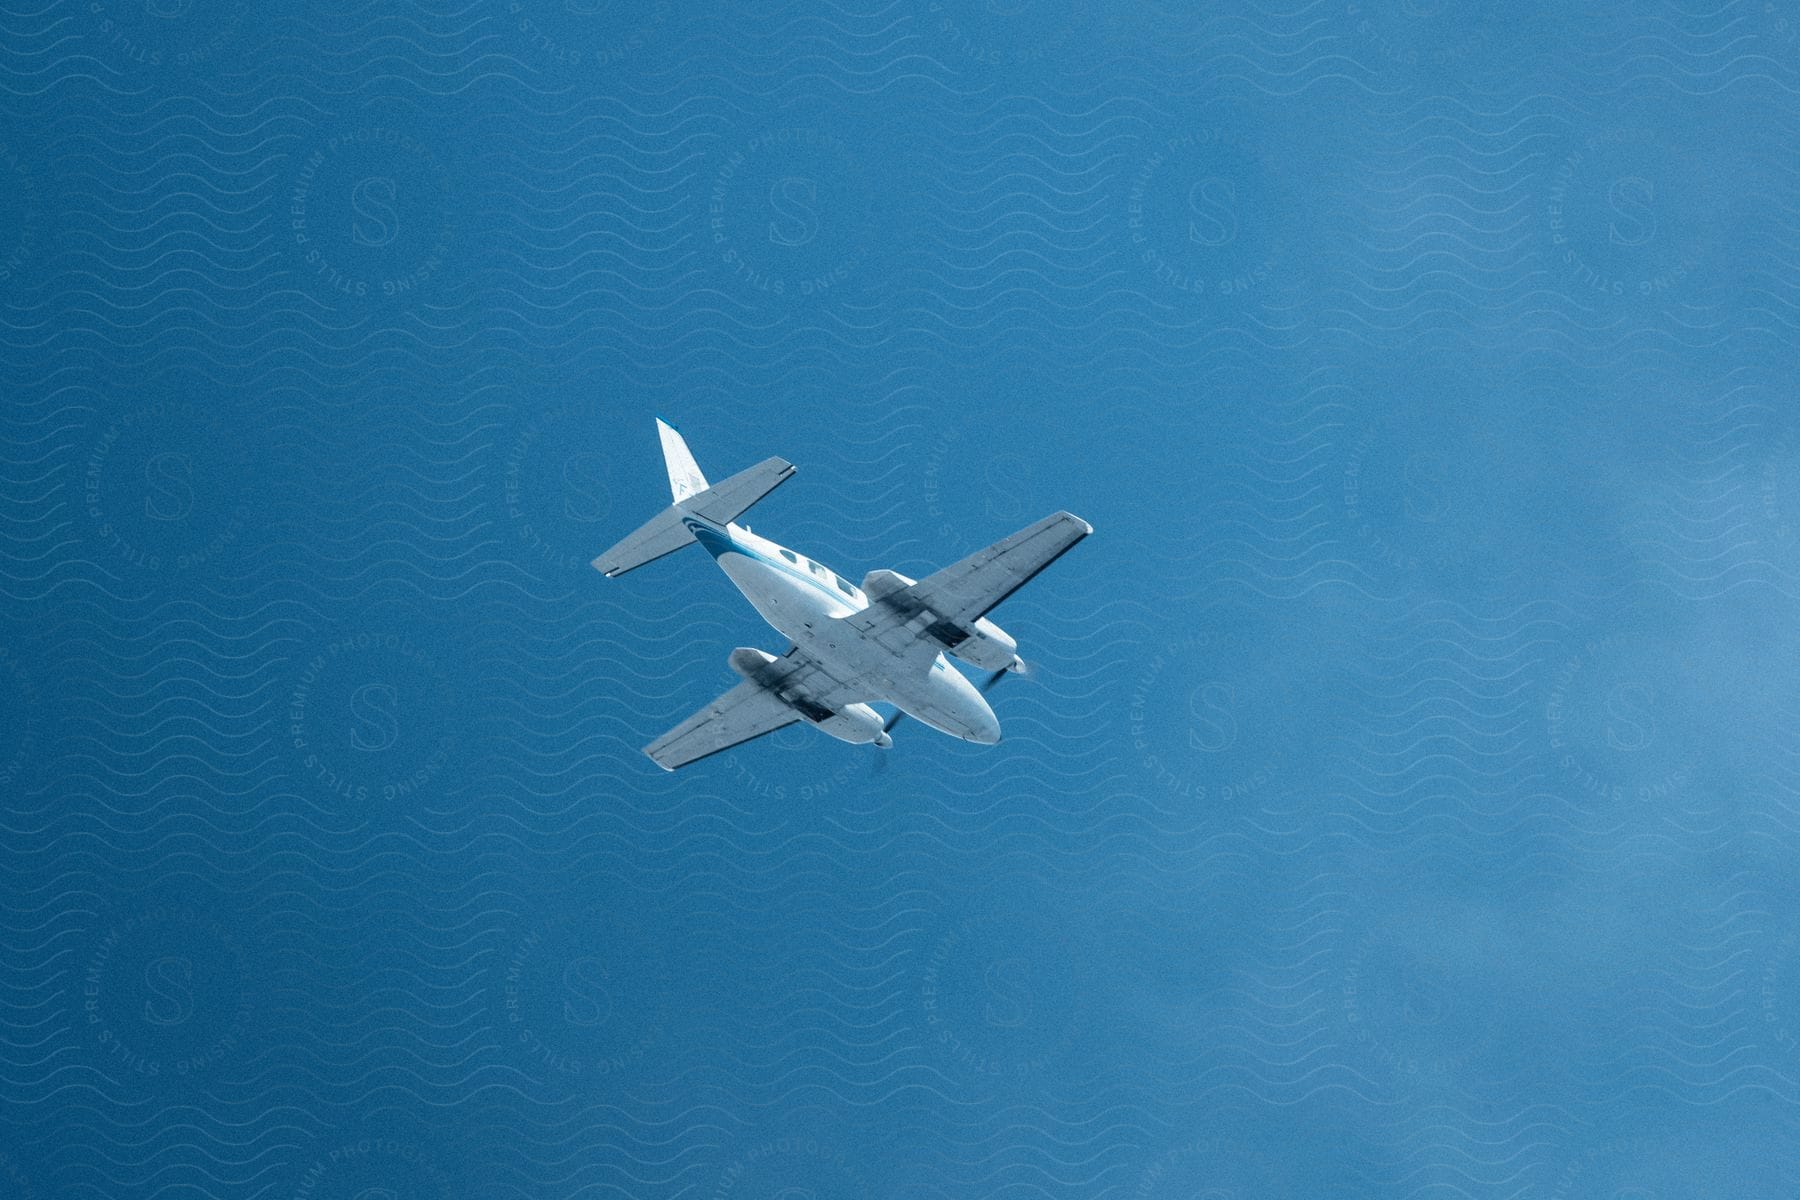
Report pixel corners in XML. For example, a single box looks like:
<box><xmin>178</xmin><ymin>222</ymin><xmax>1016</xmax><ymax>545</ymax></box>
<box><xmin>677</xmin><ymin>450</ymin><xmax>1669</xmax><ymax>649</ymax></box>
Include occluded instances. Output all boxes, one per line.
<box><xmin>591</xmin><ymin>506</ymin><xmax>694</xmax><ymax>578</ymax></box>
<box><xmin>684</xmin><ymin>456</ymin><xmax>794</xmax><ymax>525</ymax></box>
<box><xmin>591</xmin><ymin>455</ymin><xmax>795</xmax><ymax>577</ymax></box>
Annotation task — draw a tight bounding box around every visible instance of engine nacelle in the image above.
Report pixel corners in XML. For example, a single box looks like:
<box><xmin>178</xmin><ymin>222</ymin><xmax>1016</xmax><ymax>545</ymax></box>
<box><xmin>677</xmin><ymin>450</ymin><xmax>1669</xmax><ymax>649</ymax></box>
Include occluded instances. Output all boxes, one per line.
<box><xmin>728</xmin><ymin>648</ymin><xmax>888</xmax><ymax>746</ymax></box>
<box><xmin>942</xmin><ymin>616</ymin><xmax>1018</xmax><ymax>672</ymax></box>
<box><xmin>814</xmin><ymin>701</ymin><xmax>887</xmax><ymax>747</ymax></box>
<box><xmin>861</xmin><ymin>572</ymin><xmax>1019</xmax><ymax>670</ymax></box>
<box><xmin>860</xmin><ymin>568</ymin><xmax>915</xmax><ymax>603</ymax></box>
<box><xmin>728</xmin><ymin>646</ymin><xmax>780</xmax><ymax>679</ymax></box>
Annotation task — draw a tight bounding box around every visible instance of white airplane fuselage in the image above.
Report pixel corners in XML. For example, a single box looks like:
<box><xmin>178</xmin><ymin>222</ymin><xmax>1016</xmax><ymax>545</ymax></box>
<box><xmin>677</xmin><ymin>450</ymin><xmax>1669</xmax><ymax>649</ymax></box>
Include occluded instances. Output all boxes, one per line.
<box><xmin>683</xmin><ymin>515</ymin><xmax>1000</xmax><ymax>744</ymax></box>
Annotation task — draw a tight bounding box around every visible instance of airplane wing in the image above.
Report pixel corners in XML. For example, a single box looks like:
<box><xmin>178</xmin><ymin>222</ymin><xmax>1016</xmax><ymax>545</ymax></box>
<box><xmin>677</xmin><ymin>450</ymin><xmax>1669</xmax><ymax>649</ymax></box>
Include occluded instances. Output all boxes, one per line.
<box><xmin>877</xmin><ymin>510</ymin><xmax>1093</xmax><ymax>631</ymax></box>
<box><xmin>643</xmin><ymin>678</ymin><xmax>800</xmax><ymax>771</ymax></box>
<box><xmin>643</xmin><ymin>645</ymin><xmax>885</xmax><ymax>771</ymax></box>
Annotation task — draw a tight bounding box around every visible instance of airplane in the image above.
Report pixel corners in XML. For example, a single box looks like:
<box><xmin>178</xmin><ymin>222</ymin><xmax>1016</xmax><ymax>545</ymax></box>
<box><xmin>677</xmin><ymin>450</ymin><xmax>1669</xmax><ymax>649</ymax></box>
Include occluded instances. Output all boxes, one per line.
<box><xmin>593</xmin><ymin>419</ymin><xmax>1092</xmax><ymax>771</ymax></box>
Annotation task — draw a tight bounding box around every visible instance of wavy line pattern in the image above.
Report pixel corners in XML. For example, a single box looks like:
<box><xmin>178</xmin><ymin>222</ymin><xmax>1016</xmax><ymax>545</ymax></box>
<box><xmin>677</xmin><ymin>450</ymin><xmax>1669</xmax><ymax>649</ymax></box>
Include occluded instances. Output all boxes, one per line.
<box><xmin>1</xmin><ymin>2</ymin><xmax>1795</xmax><ymax>1197</ymax></box>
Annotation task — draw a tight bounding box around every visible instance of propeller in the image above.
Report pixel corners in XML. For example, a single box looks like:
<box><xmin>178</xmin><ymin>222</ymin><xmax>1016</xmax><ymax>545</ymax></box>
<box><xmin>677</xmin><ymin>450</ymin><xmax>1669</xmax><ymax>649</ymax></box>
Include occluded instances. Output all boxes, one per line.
<box><xmin>995</xmin><ymin>656</ymin><xmax>1034</xmax><ymax>684</ymax></box>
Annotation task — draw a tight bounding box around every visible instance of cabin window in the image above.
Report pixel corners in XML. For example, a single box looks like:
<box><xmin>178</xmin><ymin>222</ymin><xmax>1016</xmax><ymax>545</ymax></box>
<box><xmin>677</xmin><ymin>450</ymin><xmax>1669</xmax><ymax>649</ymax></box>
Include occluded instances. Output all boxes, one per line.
<box><xmin>779</xmin><ymin>549</ymin><xmax>796</xmax><ymax>563</ymax></box>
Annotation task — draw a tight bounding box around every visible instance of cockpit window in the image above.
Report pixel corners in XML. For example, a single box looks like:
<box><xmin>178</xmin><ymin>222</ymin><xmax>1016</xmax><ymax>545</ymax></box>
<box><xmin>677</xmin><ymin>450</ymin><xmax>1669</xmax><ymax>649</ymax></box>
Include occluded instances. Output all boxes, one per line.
<box><xmin>779</xmin><ymin>549</ymin><xmax>796</xmax><ymax>563</ymax></box>
<box><xmin>807</xmin><ymin>560</ymin><xmax>824</xmax><ymax>574</ymax></box>
<box><xmin>836</xmin><ymin>577</ymin><xmax>855</xmax><ymax>596</ymax></box>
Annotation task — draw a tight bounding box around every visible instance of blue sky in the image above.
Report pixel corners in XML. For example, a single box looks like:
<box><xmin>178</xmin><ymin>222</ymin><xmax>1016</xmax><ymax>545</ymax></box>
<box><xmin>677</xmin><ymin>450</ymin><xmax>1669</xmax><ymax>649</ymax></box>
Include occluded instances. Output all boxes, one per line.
<box><xmin>2</xmin><ymin>2</ymin><xmax>1799</xmax><ymax>1197</ymax></box>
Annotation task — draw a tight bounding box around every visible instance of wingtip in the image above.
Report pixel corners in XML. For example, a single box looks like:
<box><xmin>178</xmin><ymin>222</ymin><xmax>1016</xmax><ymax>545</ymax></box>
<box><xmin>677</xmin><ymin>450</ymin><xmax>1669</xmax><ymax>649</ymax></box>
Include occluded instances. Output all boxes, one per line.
<box><xmin>1058</xmin><ymin>511</ymin><xmax>1094</xmax><ymax>536</ymax></box>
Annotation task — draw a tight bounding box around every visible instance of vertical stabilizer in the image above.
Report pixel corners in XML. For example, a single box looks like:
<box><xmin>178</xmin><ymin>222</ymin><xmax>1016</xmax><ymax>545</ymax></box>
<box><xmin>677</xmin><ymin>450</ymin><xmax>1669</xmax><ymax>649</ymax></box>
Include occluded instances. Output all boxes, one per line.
<box><xmin>657</xmin><ymin>418</ymin><xmax>708</xmax><ymax>503</ymax></box>
<box><xmin>593</xmin><ymin>421</ymin><xmax>793</xmax><ymax>577</ymax></box>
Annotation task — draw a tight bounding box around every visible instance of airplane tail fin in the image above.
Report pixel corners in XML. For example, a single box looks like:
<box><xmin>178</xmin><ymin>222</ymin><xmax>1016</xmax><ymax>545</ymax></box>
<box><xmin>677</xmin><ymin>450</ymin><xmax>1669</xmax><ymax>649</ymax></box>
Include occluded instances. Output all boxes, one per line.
<box><xmin>658</xmin><ymin>417</ymin><xmax>708</xmax><ymax>502</ymax></box>
<box><xmin>591</xmin><ymin>421</ymin><xmax>795</xmax><ymax>578</ymax></box>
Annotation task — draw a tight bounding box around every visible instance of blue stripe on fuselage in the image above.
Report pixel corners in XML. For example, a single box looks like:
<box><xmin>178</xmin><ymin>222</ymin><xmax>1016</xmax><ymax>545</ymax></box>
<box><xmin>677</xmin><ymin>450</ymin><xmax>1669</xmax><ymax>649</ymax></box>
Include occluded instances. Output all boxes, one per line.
<box><xmin>682</xmin><ymin>517</ymin><xmax>855</xmax><ymax>606</ymax></box>
<box><xmin>686</xmin><ymin>519</ymin><xmax>734</xmax><ymax>559</ymax></box>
